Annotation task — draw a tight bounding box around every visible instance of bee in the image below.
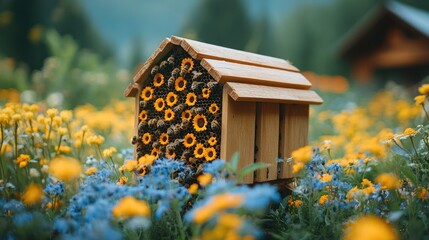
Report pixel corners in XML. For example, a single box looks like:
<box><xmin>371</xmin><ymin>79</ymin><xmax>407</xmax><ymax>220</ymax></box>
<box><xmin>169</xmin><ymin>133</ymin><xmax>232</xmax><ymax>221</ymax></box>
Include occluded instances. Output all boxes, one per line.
<box><xmin>195</xmin><ymin>164</ymin><xmax>204</xmax><ymax>176</ymax></box>
<box><xmin>191</xmin><ymin>81</ymin><xmax>204</xmax><ymax>91</ymax></box>
<box><xmin>180</xmin><ymin>119</ymin><xmax>190</xmax><ymax>130</ymax></box>
<box><xmin>139</xmin><ymin>100</ymin><xmax>147</xmax><ymax>108</ymax></box>
<box><xmin>148</xmin><ymin>118</ymin><xmax>158</xmax><ymax>129</ymax></box>
<box><xmin>167</xmin><ymin>125</ymin><xmax>175</xmax><ymax>136</ymax></box>
<box><xmin>168</xmin><ymin>76</ymin><xmax>176</xmax><ymax>88</ymax></box>
<box><xmin>191</xmin><ymin>107</ymin><xmax>204</xmax><ymax>115</ymax></box>
<box><xmin>157</xmin><ymin>119</ymin><xmax>166</xmax><ymax>129</ymax></box>
<box><xmin>188</xmin><ymin>157</ymin><xmax>198</xmax><ymax>164</ymax></box>
<box><xmin>135</xmin><ymin>164</ymin><xmax>149</xmax><ymax>177</ymax></box>
<box><xmin>180</xmin><ymin>65</ymin><xmax>189</xmax><ymax>77</ymax></box>
<box><xmin>192</xmin><ymin>70</ymin><xmax>202</xmax><ymax>81</ymax></box>
<box><xmin>173</xmin><ymin>103</ymin><xmax>185</xmax><ymax>113</ymax></box>
<box><xmin>167</xmin><ymin>55</ymin><xmax>175</xmax><ymax>66</ymax></box>
<box><xmin>180</xmin><ymin>150</ymin><xmax>191</xmax><ymax>161</ymax></box>
<box><xmin>152</xmin><ymin>141</ymin><xmax>160</xmax><ymax>149</ymax></box>
<box><xmin>166</xmin><ymin>142</ymin><xmax>177</xmax><ymax>152</ymax></box>
<box><xmin>211</xmin><ymin>119</ymin><xmax>220</xmax><ymax>131</ymax></box>
<box><xmin>151</xmin><ymin>66</ymin><xmax>159</xmax><ymax>76</ymax></box>
<box><xmin>138</xmin><ymin>122</ymin><xmax>146</xmax><ymax>134</ymax></box>
<box><xmin>171</xmin><ymin>68</ymin><xmax>180</xmax><ymax>78</ymax></box>
<box><xmin>207</xmin><ymin>80</ymin><xmax>219</xmax><ymax>89</ymax></box>
<box><xmin>158</xmin><ymin>151</ymin><xmax>166</xmax><ymax>159</ymax></box>
<box><xmin>173</xmin><ymin>124</ymin><xmax>181</xmax><ymax>135</ymax></box>
<box><xmin>159</xmin><ymin>60</ymin><xmax>168</xmax><ymax>70</ymax></box>
<box><xmin>131</xmin><ymin>136</ymin><xmax>138</xmax><ymax>145</ymax></box>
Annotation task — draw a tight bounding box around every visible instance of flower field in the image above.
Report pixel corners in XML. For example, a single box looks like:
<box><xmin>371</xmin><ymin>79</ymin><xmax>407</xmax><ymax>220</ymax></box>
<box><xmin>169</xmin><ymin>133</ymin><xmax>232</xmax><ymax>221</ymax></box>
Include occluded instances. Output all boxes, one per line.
<box><xmin>1</xmin><ymin>83</ymin><xmax>429</xmax><ymax>239</ymax></box>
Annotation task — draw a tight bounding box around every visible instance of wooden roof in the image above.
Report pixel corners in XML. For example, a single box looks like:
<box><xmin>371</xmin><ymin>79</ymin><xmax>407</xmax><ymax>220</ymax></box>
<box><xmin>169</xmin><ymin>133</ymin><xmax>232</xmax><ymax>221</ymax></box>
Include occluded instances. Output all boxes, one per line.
<box><xmin>126</xmin><ymin>36</ymin><xmax>322</xmax><ymax>105</ymax></box>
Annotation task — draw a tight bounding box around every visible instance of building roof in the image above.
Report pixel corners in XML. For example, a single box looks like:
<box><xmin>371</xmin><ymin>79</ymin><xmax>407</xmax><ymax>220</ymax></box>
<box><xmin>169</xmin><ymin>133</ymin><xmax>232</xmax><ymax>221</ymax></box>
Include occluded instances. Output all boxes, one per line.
<box><xmin>338</xmin><ymin>1</ymin><xmax>429</xmax><ymax>58</ymax></box>
<box><xmin>126</xmin><ymin>36</ymin><xmax>322</xmax><ymax>105</ymax></box>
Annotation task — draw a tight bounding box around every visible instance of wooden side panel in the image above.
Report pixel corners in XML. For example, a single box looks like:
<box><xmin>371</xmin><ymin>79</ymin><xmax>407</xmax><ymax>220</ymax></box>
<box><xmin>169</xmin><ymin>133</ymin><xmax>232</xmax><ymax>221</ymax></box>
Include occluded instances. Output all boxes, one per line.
<box><xmin>171</xmin><ymin>36</ymin><xmax>299</xmax><ymax>72</ymax></box>
<box><xmin>255</xmin><ymin>103</ymin><xmax>279</xmax><ymax>182</ymax></box>
<box><xmin>220</xmin><ymin>86</ymin><xmax>256</xmax><ymax>184</ymax></box>
<box><xmin>133</xmin><ymin>38</ymin><xmax>174</xmax><ymax>84</ymax></box>
<box><xmin>201</xmin><ymin>59</ymin><xmax>311</xmax><ymax>90</ymax></box>
<box><xmin>226</xmin><ymin>82</ymin><xmax>323</xmax><ymax>105</ymax></box>
<box><xmin>279</xmin><ymin>104</ymin><xmax>309</xmax><ymax>179</ymax></box>
<box><xmin>133</xmin><ymin>87</ymin><xmax>141</xmax><ymax>160</ymax></box>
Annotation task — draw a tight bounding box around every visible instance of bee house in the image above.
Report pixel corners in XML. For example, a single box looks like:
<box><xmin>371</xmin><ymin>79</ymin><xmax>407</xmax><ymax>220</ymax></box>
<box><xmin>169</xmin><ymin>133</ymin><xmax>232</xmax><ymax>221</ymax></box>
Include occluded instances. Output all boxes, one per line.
<box><xmin>124</xmin><ymin>36</ymin><xmax>323</xmax><ymax>184</ymax></box>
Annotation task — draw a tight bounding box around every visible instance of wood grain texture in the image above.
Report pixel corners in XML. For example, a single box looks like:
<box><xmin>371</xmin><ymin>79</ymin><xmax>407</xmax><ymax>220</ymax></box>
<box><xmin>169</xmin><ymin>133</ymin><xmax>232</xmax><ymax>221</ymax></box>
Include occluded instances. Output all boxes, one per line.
<box><xmin>171</xmin><ymin>36</ymin><xmax>299</xmax><ymax>72</ymax></box>
<box><xmin>221</xmin><ymin>85</ymin><xmax>256</xmax><ymax>184</ymax></box>
<box><xmin>124</xmin><ymin>83</ymin><xmax>139</xmax><ymax>97</ymax></box>
<box><xmin>133</xmin><ymin>38</ymin><xmax>173</xmax><ymax>84</ymax></box>
<box><xmin>254</xmin><ymin>103</ymin><xmax>279</xmax><ymax>182</ymax></box>
<box><xmin>279</xmin><ymin>104</ymin><xmax>309</xmax><ymax>179</ymax></box>
<box><xmin>201</xmin><ymin>59</ymin><xmax>311</xmax><ymax>89</ymax></box>
<box><xmin>226</xmin><ymin>82</ymin><xmax>323</xmax><ymax>105</ymax></box>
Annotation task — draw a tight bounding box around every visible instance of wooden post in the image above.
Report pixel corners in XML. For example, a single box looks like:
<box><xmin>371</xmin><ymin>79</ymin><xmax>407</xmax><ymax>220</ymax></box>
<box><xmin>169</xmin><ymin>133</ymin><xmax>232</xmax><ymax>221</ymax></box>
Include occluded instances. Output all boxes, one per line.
<box><xmin>279</xmin><ymin>104</ymin><xmax>309</xmax><ymax>179</ymax></box>
<box><xmin>220</xmin><ymin>87</ymin><xmax>256</xmax><ymax>184</ymax></box>
<box><xmin>255</xmin><ymin>102</ymin><xmax>279</xmax><ymax>182</ymax></box>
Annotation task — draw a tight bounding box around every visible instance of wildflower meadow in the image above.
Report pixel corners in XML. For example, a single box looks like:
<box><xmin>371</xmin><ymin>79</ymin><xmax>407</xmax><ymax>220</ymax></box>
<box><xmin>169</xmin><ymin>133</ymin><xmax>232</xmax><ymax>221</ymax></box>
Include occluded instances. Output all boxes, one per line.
<box><xmin>1</xmin><ymin>81</ymin><xmax>429</xmax><ymax>240</ymax></box>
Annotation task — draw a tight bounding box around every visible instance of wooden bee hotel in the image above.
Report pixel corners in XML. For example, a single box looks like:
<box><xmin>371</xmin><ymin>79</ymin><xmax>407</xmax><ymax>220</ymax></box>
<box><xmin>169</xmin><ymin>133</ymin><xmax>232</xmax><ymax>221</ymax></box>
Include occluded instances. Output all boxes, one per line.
<box><xmin>124</xmin><ymin>36</ymin><xmax>323</xmax><ymax>184</ymax></box>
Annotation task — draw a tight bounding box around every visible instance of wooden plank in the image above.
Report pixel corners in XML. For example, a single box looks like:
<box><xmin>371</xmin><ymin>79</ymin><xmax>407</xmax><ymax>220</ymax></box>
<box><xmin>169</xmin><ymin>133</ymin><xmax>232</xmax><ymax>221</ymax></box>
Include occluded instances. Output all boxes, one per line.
<box><xmin>133</xmin><ymin>38</ymin><xmax>173</xmax><ymax>84</ymax></box>
<box><xmin>201</xmin><ymin>59</ymin><xmax>311</xmax><ymax>89</ymax></box>
<box><xmin>254</xmin><ymin>103</ymin><xmax>279</xmax><ymax>182</ymax></box>
<box><xmin>124</xmin><ymin>83</ymin><xmax>139</xmax><ymax>98</ymax></box>
<box><xmin>220</xmin><ymin>85</ymin><xmax>256</xmax><ymax>184</ymax></box>
<box><xmin>278</xmin><ymin>104</ymin><xmax>309</xmax><ymax>179</ymax></box>
<box><xmin>226</xmin><ymin>82</ymin><xmax>323</xmax><ymax>105</ymax></box>
<box><xmin>171</xmin><ymin>36</ymin><xmax>299</xmax><ymax>72</ymax></box>
<box><xmin>133</xmin><ymin>86</ymin><xmax>142</xmax><ymax>160</ymax></box>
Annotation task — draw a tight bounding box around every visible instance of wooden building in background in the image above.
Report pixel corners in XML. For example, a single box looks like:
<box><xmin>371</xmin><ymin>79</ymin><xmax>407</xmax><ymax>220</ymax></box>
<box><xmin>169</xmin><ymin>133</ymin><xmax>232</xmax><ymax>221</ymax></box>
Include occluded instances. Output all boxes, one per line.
<box><xmin>338</xmin><ymin>1</ymin><xmax>429</xmax><ymax>86</ymax></box>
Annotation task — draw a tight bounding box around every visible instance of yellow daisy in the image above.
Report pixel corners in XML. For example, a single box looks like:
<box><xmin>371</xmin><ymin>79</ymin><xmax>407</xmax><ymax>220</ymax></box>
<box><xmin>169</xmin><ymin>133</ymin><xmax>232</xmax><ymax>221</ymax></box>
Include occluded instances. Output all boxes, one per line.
<box><xmin>175</xmin><ymin>77</ymin><xmax>187</xmax><ymax>92</ymax></box>
<box><xmin>142</xmin><ymin>133</ymin><xmax>152</xmax><ymax>145</ymax></box>
<box><xmin>164</xmin><ymin>109</ymin><xmax>175</xmax><ymax>121</ymax></box>
<box><xmin>208</xmin><ymin>103</ymin><xmax>219</xmax><ymax>114</ymax></box>
<box><xmin>141</xmin><ymin>87</ymin><xmax>154</xmax><ymax>101</ymax></box>
<box><xmin>153</xmin><ymin>73</ymin><xmax>164</xmax><ymax>87</ymax></box>
<box><xmin>186</xmin><ymin>92</ymin><xmax>197</xmax><ymax>106</ymax></box>
<box><xmin>194</xmin><ymin>143</ymin><xmax>205</xmax><ymax>158</ymax></box>
<box><xmin>204</xmin><ymin>147</ymin><xmax>216</xmax><ymax>161</ymax></box>
<box><xmin>154</xmin><ymin>98</ymin><xmax>166</xmax><ymax>112</ymax></box>
<box><xmin>193</xmin><ymin>114</ymin><xmax>208</xmax><ymax>132</ymax></box>
<box><xmin>181</xmin><ymin>58</ymin><xmax>194</xmax><ymax>73</ymax></box>
<box><xmin>166</xmin><ymin>92</ymin><xmax>178</xmax><ymax>107</ymax></box>
<box><xmin>183</xmin><ymin>133</ymin><xmax>196</xmax><ymax>148</ymax></box>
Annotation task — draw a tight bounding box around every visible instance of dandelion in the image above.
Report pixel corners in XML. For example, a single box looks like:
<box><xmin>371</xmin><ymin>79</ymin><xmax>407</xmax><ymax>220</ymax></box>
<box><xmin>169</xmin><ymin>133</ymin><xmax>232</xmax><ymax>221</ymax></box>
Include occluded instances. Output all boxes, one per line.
<box><xmin>208</xmin><ymin>103</ymin><xmax>220</xmax><ymax>114</ymax></box>
<box><xmin>139</xmin><ymin>110</ymin><xmax>148</xmax><ymax>122</ymax></box>
<box><xmin>22</xmin><ymin>183</ymin><xmax>44</xmax><ymax>206</ymax></box>
<box><xmin>49</xmin><ymin>156</ymin><xmax>82</xmax><ymax>182</ymax></box>
<box><xmin>186</xmin><ymin>92</ymin><xmax>197</xmax><ymax>106</ymax></box>
<box><xmin>60</xmin><ymin>110</ymin><xmax>73</xmax><ymax>122</ymax></box>
<box><xmin>164</xmin><ymin>109</ymin><xmax>175</xmax><ymax>121</ymax></box>
<box><xmin>342</xmin><ymin>215</ymin><xmax>398</xmax><ymax>240</ymax></box>
<box><xmin>202</xmin><ymin>88</ymin><xmax>211</xmax><ymax>99</ymax></box>
<box><xmin>291</xmin><ymin>146</ymin><xmax>313</xmax><ymax>163</ymax></box>
<box><xmin>159</xmin><ymin>133</ymin><xmax>169</xmax><ymax>145</ymax></box>
<box><xmin>194</xmin><ymin>143</ymin><xmax>206</xmax><ymax>158</ymax></box>
<box><xmin>181</xmin><ymin>110</ymin><xmax>192</xmax><ymax>121</ymax></box>
<box><xmin>175</xmin><ymin>77</ymin><xmax>187</xmax><ymax>92</ymax></box>
<box><xmin>166</xmin><ymin>92</ymin><xmax>178</xmax><ymax>107</ymax></box>
<box><xmin>112</xmin><ymin>196</ymin><xmax>150</xmax><ymax>218</ymax></box>
<box><xmin>142</xmin><ymin>133</ymin><xmax>152</xmax><ymax>145</ymax></box>
<box><xmin>46</xmin><ymin>108</ymin><xmax>58</xmax><ymax>118</ymax></box>
<box><xmin>86</xmin><ymin>167</ymin><xmax>97</xmax><ymax>175</ymax></box>
<box><xmin>181</xmin><ymin>58</ymin><xmax>194</xmax><ymax>72</ymax></box>
<box><xmin>183</xmin><ymin>133</ymin><xmax>197</xmax><ymax>148</ymax></box>
<box><xmin>153</xmin><ymin>73</ymin><xmax>165</xmax><ymax>87</ymax></box>
<box><xmin>154</xmin><ymin>98</ymin><xmax>166</xmax><ymax>112</ymax></box>
<box><xmin>204</xmin><ymin>147</ymin><xmax>217</xmax><ymax>161</ymax></box>
<box><xmin>198</xmin><ymin>173</ymin><xmax>212</xmax><ymax>186</ymax></box>
<box><xmin>375</xmin><ymin>173</ymin><xmax>401</xmax><ymax>190</ymax></box>
<box><xmin>141</xmin><ymin>86</ymin><xmax>154</xmax><ymax>101</ymax></box>
<box><xmin>54</xmin><ymin>145</ymin><xmax>72</xmax><ymax>154</ymax></box>
<box><xmin>193</xmin><ymin>114</ymin><xmax>208</xmax><ymax>132</ymax></box>
<box><xmin>102</xmin><ymin>147</ymin><xmax>117</xmax><ymax>158</ymax></box>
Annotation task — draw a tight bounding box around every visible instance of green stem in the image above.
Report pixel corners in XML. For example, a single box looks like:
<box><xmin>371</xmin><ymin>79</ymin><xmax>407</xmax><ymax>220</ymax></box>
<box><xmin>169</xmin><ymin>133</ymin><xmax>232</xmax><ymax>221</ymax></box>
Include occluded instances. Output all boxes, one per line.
<box><xmin>173</xmin><ymin>201</ymin><xmax>186</xmax><ymax>240</ymax></box>
<box><xmin>55</xmin><ymin>135</ymin><xmax>63</xmax><ymax>156</ymax></box>
<box><xmin>46</xmin><ymin>118</ymin><xmax>53</xmax><ymax>159</ymax></box>
<box><xmin>422</xmin><ymin>105</ymin><xmax>429</xmax><ymax>122</ymax></box>
<box><xmin>0</xmin><ymin>124</ymin><xmax>5</xmax><ymax>180</ymax></box>
<box><xmin>28</xmin><ymin>120</ymin><xmax>36</xmax><ymax>154</ymax></box>
<box><xmin>409</xmin><ymin>137</ymin><xmax>419</xmax><ymax>157</ymax></box>
<box><xmin>393</xmin><ymin>139</ymin><xmax>412</xmax><ymax>157</ymax></box>
<box><xmin>13</xmin><ymin>122</ymin><xmax>18</xmax><ymax>158</ymax></box>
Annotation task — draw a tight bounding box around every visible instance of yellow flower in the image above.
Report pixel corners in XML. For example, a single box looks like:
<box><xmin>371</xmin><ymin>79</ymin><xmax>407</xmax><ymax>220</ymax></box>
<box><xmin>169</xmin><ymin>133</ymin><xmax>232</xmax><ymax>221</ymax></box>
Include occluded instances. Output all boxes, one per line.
<box><xmin>183</xmin><ymin>133</ymin><xmax>196</xmax><ymax>148</ymax></box>
<box><xmin>292</xmin><ymin>162</ymin><xmax>305</xmax><ymax>174</ymax></box>
<box><xmin>418</xmin><ymin>84</ymin><xmax>429</xmax><ymax>95</ymax></box>
<box><xmin>117</xmin><ymin>176</ymin><xmax>128</xmax><ymax>185</ymax></box>
<box><xmin>141</xmin><ymin>86</ymin><xmax>154</xmax><ymax>101</ymax></box>
<box><xmin>403</xmin><ymin>127</ymin><xmax>417</xmax><ymax>137</ymax></box>
<box><xmin>188</xmin><ymin>183</ymin><xmax>199</xmax><ymax>194</ymax></box>
<box><xmin>293</xmin><ymin>200</ymin><xmax>302</xmax><ymax>207</ymax></box>
<box><xmin>193</xmin><ymin>114</ymin><xmax>208</xmax><ymax>132</ymax></box>
<box><xmin>193</xmin><ymin>193</ymin><xmax>243</xmax><ymax>224</ymax></box>
<box><xmin>46</xmin><ymin>108</ymin><xmax>58</xmax><ymax>118</ymax></box>
<box><xmin>342</xmin><ymin>215</ymin><xmax>398</xmax><ymax>240</ymax></box>
<box><xmin>151</xmin><ymin>148</ymin><xmax>160</xmax><ymax>159</ymax></box>
<box><xmin>181</xmin><ymin>110</ymin><xmax>192</xmax><ymax>121</ymax></box>
<box><xmin>60</xmin><ymin>110</ymin><xmax>73</xmax><ymax>122</ymax></box>
<box><xmin>175</xmin><ymin>77</ymin><xmax>187</xmax><ymax>92</ymax></box>
<box><xmin>139</xmin><ymin>110</ymin><xmax>148</xmax><ymax>122</ymax></box>
<box><xmin>414</xmin><ymin>95</ymin><xmax>426</xmax><ymax>106</ymax></box>
<box><xmin>202</xmin><ymin>88</ymin><xmax>211</xmax><ymax>99</ymax></box>
<box><xmin>142</xmin><ymin>133</ymin><xmax>152</xmax><ymax>145</ymax></box>
<box><xmin>86</xmin><ymin>167</ymin><xmax>97</xmax><ymax>175</ymax></box>
<box><xmin>159</xmin><ymin>133</ymin><xmax>169</xmax><ymax>145</ymax></box>
<box><xmin>204</xmin><ymin>147</ymin><xmax>217</xmax><ymax>161</ymax></box>
<box><xmin>119</xmin><ymin>160</ymin><xmax>138</xmax><ymax>173</ymax></box>
<box><xmin>24</xmin><ymin>111</ymin><xmax>34</xmax><ymax>120</ymax></box>
<box><xmin>194</xmin><ymin>143</ymin><xmax>206</xmax><ymax>158</ymax></box>
<box><xmin>153</xmin><ymin>73</ymin><xmax>165</xmax><ymax>87</ymax></box>
<box><xmin>416</xmin><ymin>187</ymin><xmax>428</xmax><ymax>200</ymax></box>
<box><xmin>55</xmin><ymin>145</ymin><xmax>72</xmax><ymax>154</ymax></box>
<box><xmin>346</xmin><ymin>186</ymin><xmax>360</xmax><ymax>201</ymax></box>
<box><xmin>208</xmin><ymin>136</ymin><xmax>217</xmax><ymax>146</ymax></box>
<box><xmin>209</xmin><ymin>103</ymin><xmax>220</xmax><ymax>114</ymax></box>
<box><xmin>318</xmin><ymin>173</ymin><xmax>333</xmax><ymax>183</ymax></box>
<box><xmin>181</xmin><ymin>58</ymin><xmax>194</xmax><ymax>73</ymax></box>
<box><xmin>198</xmin><ymin>173</ymin><xmax>213</xmax><ymax>186</ymax></box>
<box><xmin>86</xmin><ymin>135</ymin><xmax>105</xmax><ymax>146</ymax></box>
<box><xmin>375</xmin><ymin>173</ymin><xmax>401</xmax><ymax>190</ymax></box>
<box><xmin>49</xmin><ymin>156</ymin><xmax>82</xmax><ymax>182</ymax></box>
<box><xmin>112</xmin><ymin>196</ymin><xmax>150</xmax><ymax>218</ymax></box>
<box><xmin>154</xmin><ymin>98</ymin><xmax>166</xmax><ymax>112</ymax></box>
<box><xmin>16</xmin><ymin>154</ymin><xmax>31</xmax><ymax>168</ymax></box>
<box><xmin>186</xmin><ymin>92</ymin><xmax>197</xmax><ymax>106</ymax></box>
<box><xmin>291</xmin><ymin>146</ymin><xmax>313</xmax><ymax>163</ymax></box>
<box><xmin>22</xmin><ymin>183</ymin><xmax>44</xmax><ymax>206</ymax></box>
<box><xmin>138</xmin><ymin>154</ymin><xmax>156</xmax><ymax>166</ymax></box>
<box><xmin>319</xmin><ymin>194</ymin><xmax>329</xmax><ymax>205</ymax></box>
<box><xmin>164</xmin><ymin>109</ymin><xmax>175</xmax><ymax>121</ymax></box>
<box><xmin>57</xmin><ymin>127</ymin><xmax>68</xmax><ymax>136</ymax></box>
<box><xmin>102</xmin><ymin>147</ymin><xmax>117</xmax><ymax>158</ymax></box>
<box><xmin>166</xmin><ymin>92</ymin><xmax>178</xmax><ymax>107</ymax></box>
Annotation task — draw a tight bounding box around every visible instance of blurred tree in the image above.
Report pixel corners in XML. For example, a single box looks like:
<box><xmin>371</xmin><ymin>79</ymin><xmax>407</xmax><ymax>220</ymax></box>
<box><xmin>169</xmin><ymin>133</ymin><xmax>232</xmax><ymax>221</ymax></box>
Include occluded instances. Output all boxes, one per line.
<box><xmin>128</xmin><ymin>36</ymin><xmax>145</xmax><ymax>74</ymax></box>
<box><xmin>245</xmin><ymin>8</ymin><xmax>276</xmax><ymax>56</ymax></box>
<box><xmin>0</xmin><ymin>0</ymin><xmax>112</xmax><ymax>72</ymax></box>
<box><xmin>183</xmin><ymin>0</ymin><xmax>252</xmax><ymax>50</ymax></box>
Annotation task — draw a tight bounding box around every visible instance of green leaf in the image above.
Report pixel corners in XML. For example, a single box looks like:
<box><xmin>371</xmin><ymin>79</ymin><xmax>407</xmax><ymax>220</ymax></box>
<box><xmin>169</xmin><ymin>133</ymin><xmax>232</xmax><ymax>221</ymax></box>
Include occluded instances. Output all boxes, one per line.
<box><xmin>237</xmin><ymin>162</ymin><xmax>270</xmax><ymax>181</ymax></box>
<box><xmin>225</xmin><ymin>152</ymin><xmax>240</xmax><ymax>173</ymax></box>
<box><xmin>401</xmin><ymin>166</ymin><xmax>417</xmax><ymax>185</ymax></box>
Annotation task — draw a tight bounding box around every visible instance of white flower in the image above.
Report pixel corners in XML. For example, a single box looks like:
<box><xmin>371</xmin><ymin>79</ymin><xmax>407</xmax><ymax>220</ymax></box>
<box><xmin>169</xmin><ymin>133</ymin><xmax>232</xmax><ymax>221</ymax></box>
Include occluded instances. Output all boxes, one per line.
<box><xmin>41</xmin><ymin>164</ymin><xmax>49</xmax><ymax>174</ymax></box>
<box><xmin>29</xmin><ymin>168</ymin><xmax>40</xmax><ymax>178</ymax></box>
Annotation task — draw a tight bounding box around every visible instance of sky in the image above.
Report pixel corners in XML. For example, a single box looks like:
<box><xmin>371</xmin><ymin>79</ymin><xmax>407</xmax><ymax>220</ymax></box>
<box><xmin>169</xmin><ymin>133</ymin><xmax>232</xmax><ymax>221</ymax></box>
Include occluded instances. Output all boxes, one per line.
<box><xmin>78</xmin><ymin>0</ymin><xmax>332</xmax><ymax>66</ymax></box>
